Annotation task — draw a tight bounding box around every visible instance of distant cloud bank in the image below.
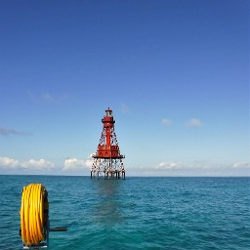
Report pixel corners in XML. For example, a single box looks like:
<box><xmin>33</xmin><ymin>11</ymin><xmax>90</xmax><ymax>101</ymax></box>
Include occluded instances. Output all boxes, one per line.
<box><xmin>0</xmin><ymin>156</ymin><xmax>249</xmax><ymax>176</ymax></box>
<box><xmin>155</xmin><ymin>161</ymin><xmax>250</xmax><ymax>170</ymax></box>
<box><xmin>0</xmin><ymin>156</ymin><xmax>54</xmax><ymax>170</ymax></box>
<box><xmin>127</xmin><ymin>161</ymin><xmax>250</xmax><ymax>176</ymax></box>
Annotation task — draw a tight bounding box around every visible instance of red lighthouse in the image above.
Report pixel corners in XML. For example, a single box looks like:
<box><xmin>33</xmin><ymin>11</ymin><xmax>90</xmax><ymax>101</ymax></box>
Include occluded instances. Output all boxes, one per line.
<box><xmin>91</xmin><ymin>108</ymin><xmax>125</xmax><ymax>179</ymax></box>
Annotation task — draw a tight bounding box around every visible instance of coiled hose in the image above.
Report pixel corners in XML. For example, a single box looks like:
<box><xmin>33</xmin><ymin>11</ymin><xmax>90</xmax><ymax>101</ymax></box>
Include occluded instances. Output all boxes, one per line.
<box><xmin>20</xmin><ymin>183</ymin><xmax>48</xmax><ymax>247</ymax></box>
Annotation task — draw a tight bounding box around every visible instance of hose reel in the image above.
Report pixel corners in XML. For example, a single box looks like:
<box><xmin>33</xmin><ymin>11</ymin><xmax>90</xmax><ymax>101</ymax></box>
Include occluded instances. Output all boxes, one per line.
<box><xmin>20</xmin><ymin>183</ymin><xmax>66</xmax><ymax>249</ymax></box>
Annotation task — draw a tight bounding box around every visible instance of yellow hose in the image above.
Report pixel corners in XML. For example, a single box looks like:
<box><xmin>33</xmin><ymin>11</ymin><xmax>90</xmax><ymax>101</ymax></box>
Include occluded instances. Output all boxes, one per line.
<box><xmin>20</xmin><ymin>183</ymin><xmax>48</xmax><ymax>246</ymax></box>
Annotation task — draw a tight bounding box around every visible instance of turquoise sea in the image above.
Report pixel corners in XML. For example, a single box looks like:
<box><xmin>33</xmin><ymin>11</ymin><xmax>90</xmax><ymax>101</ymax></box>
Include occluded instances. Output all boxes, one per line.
<box><xmin>0</xmin><ymin>175</ymin><xmax>249</xmax><ymax>250</ymax></box>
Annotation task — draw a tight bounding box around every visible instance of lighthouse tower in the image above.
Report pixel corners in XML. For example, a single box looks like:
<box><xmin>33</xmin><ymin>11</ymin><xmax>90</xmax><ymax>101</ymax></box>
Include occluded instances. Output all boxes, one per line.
<box><xmin>91</xmin><ymin>108</ymin><xmax>125</xmax><ymax>179</ymax></box>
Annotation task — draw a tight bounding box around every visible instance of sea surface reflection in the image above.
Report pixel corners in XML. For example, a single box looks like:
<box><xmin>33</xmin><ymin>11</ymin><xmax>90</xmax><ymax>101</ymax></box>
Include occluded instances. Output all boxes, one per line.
<box><xmin>92</xmin><ymin>179</ymin><xmax>123</xmax><ymax>226</ymax></box>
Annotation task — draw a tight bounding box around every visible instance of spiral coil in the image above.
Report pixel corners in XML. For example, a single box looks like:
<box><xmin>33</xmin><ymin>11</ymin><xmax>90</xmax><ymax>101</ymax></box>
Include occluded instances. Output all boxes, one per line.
<box><xmin>20</xmin><ymin>183</ymin><xmax>48</xmax><ymax>247</ymax></box>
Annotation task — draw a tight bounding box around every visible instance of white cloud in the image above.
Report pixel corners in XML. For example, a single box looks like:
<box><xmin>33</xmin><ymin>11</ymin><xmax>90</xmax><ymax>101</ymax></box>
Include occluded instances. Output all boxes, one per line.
<box><xmin>0</xmin><ymin>156</ymin><xmax>19</xmax><ymax>168</ymax></box>
<box><xmin>186</xmin><ymin>118</ymin><xmax>202</xmax><ymax>127</ymax></box>
<box><xmin>22</xmin><ymin>159</ymin><xmax>54</xmax><ymax>170</ymax></box>
<box><xmin>63</xmin><ymin>158</ymin><xmax>85</xmax><ymax>170</ymax></box>
<box><xmin>162</xmin><ymin>118</ymin><xmax>172</xmax><ymax>126</ymax></box>
<box><xmin>0</xmin><ymin>156</ymin><xmax>54</xmax><ymax>170</ymax></box>
<box><xmin>231</xmin><ymin>162</ymin><xmax>250</xmax><ymax>169</ymax></box>
<box><xmin>85</xmin><ymin>156</ymin><xmax>94</xmax><ymax>168</ymax></box>
<box><xmin>63</xmin><ymin>155</ymin><xmax>93</xmax><ymax>171</ymax></box>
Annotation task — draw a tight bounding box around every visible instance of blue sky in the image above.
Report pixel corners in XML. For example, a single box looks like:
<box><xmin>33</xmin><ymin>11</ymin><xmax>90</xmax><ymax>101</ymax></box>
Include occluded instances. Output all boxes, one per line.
<box><xmin>0</xmin><ymin>0</ymin><xmax>249</xmax><ymax>176</ymax></box>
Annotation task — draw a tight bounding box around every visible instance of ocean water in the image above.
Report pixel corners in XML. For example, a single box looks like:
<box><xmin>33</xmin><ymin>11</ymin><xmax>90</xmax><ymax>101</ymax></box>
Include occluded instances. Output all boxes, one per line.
<box><xmin>0</xmin><ymin>176</ymin><xmax>249</xmax><ymax>250</ymax></box>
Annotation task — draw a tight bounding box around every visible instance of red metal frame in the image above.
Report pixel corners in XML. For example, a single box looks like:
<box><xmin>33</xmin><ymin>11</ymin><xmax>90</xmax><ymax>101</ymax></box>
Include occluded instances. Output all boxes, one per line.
<box><xmin>91</xmin><ymin>108</ymin><xmax>125</xmax><ymax>179</ymax></box>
